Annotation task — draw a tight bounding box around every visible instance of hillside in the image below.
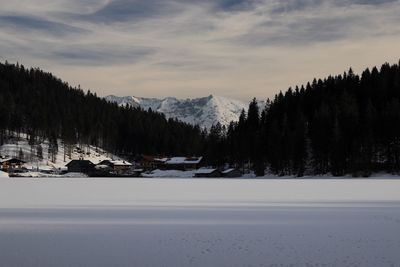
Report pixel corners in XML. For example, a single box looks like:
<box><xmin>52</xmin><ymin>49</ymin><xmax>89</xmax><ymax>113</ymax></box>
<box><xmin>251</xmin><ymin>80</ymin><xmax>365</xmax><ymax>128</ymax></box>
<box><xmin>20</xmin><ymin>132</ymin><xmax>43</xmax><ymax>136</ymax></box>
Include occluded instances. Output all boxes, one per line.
<box><xmin>0</xmin><ymin>62</ymin><xmax>205</xmax><ymax>159</ymax></box>
<box><xmin>105</xmin><ymin>95</ymin><xmax>248</xmax><ymax>129</ymax></box>
<box><xmin>0</xmin><ymin>133</ymin><xmax>119</xmax><ymax>176</ymax></box>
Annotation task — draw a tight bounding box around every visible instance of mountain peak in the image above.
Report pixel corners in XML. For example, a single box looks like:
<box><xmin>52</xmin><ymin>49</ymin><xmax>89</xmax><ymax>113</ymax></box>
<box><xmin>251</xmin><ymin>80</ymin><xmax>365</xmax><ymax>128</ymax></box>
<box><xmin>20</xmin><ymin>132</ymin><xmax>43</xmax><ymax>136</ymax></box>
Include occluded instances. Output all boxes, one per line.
<box><xmin>104</xmin><ymin>95</ymin><xmax>248</xmax><ymax>129</ymax></box>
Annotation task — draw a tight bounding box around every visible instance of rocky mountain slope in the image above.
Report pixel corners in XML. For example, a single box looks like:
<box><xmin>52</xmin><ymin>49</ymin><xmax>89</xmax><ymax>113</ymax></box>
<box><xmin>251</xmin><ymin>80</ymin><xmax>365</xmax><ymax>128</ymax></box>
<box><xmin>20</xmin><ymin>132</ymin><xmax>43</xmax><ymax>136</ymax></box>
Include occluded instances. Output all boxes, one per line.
<box><xmin>105</xmin><ymin>95</ymin><xmax>249</xmax><ymax>129</ymax></box>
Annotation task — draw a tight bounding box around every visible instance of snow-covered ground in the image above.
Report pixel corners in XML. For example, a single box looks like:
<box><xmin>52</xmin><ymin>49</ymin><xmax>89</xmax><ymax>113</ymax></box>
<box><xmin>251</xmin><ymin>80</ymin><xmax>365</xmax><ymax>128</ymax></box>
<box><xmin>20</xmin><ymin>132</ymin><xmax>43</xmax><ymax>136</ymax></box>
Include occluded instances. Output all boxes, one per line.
<box><xmin>0</xmin><ymin>178</ymin><xmax>399</xmax><ymax>266</ymax></box>
<box><xmin>0</xmin><ymin>134</ymin><xmax>120</xmax><ymax>171</ymax></box>
<box><xmin>142</xmin><ymin>169</ymin><xmax>196</xmax><ymax>178</ymax></box>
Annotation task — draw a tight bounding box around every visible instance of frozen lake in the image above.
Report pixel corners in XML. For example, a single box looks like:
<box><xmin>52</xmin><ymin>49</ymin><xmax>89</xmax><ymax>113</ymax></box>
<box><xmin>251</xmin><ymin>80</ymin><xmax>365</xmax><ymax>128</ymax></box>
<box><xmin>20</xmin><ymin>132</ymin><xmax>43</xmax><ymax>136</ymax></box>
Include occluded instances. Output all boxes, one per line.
<box><xmin>0</xmin><ymin>178</ymin><xmax>400</xmax><ymax>267</ymax></box>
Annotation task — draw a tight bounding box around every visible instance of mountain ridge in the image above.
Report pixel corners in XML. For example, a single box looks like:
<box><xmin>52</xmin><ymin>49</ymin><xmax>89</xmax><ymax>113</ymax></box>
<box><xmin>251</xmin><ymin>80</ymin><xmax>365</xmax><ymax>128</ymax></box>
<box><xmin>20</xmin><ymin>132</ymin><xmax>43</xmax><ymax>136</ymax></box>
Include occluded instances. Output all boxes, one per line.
<box><xmin>104</xmin><ymin>94</ymin><xmax>249</xmax><ymax>129</ymax></box>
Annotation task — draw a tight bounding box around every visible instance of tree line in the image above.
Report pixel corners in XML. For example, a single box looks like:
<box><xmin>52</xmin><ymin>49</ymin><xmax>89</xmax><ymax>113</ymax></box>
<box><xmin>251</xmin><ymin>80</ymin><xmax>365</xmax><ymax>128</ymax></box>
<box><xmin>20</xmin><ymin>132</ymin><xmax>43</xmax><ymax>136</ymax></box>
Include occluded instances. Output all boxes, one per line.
<box><xmin>206</xmin><ymin>61</ymin><xmax>400</xmax><ymax>177</ymax></box>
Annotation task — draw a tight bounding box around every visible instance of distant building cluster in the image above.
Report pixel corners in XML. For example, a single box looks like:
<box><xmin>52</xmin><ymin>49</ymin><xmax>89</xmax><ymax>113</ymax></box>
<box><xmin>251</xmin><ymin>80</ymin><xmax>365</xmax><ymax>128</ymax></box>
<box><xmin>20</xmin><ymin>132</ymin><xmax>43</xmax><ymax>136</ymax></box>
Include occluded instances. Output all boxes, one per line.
<box><xmin>1</xmin><ymin>152</ymin><xmax>243</xmax><ymax>178</ymax></box>
<box><xmin>64</xmin><ymin>155</ymin><xmax>242</xmax><ymax>178</ymax></box>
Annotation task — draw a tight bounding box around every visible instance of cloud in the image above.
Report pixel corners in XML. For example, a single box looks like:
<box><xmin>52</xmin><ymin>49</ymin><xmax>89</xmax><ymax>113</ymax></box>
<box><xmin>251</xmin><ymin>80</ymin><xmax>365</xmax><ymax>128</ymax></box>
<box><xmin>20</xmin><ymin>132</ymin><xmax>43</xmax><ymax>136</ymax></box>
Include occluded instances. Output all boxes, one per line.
<box><xmin>215</xmin><ymin>0</ymin><xmax>257</xmax><ymax>11</ymax></box>
<box><xmin>49</xmin><ymin>45</ymin><xmax>154</xmax><ymax>66</ymax></box>
<box><xmin>0</xmin><ymin>15</ymin><xmax>87</xmax><ymax>36</ymax></box>
<box><xmin>0</xmin><ymin>0</ymin><xmax>399</xmax><ymax>100</ymax></box>
<box><xmin>80</xmin><ymin>0</ymin><xmax>183</xmax><ymax>23</ymax></box>
<box><xmin>269</xmin><ymin>0</ymin><xmax>398</xmax><ymax>14</ymax></box>
<box><xmin>225</xmin><ymin>0</ymin><xmax>400</xmax><ymax>46</ymax></box>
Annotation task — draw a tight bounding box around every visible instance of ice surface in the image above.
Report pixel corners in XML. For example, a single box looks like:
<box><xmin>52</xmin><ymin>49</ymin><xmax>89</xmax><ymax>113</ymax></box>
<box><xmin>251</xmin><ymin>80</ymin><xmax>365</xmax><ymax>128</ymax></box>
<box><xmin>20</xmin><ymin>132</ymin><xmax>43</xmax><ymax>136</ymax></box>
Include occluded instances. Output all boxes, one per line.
<box><xmin>0</xmin><ymin>178</ymin><xmax>399</xmax><ymax>267</ymax></box>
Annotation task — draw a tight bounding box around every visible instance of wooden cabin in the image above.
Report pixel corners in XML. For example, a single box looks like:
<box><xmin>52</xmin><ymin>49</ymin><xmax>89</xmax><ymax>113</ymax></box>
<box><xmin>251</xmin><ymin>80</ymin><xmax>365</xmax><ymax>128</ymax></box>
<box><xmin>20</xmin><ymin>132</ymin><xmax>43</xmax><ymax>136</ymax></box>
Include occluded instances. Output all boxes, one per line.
<box><xmin>65</xmin><ymin>160</ymin><xmax>95</xmax><ymax>174</ymax></box>
<box><xmin>98</xmin><ymin>160</ymin><xmax>132</xmax><ymax>173</ymax></box>
<box><xmin>163</xmin><ymin>157</ymin><xmax>203</xmax><ymax>171</ymax></box>
<box><xmin>139</xmin><ymin>155</ymin><xmax>168</xmax><ymax>170</ymax></box>
<box><xmin>139</xmin><ymin>155</ymin><xmax>203</xmax><ymax>171</ymax></box>
<box><xmin>0</xmin><ymin>158</ymin><xmax>26</xmax><ymax>172</ymax></box>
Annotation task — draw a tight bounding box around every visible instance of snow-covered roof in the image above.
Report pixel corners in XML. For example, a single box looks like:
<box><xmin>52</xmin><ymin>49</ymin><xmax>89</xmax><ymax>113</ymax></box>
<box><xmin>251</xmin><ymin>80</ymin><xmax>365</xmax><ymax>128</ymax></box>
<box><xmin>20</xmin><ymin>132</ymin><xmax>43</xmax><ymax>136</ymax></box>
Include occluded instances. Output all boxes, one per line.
<box><xmin>165</xmin><ymin>157</ymin><xmax>203</xmax><ymax>165</ymax></box>
<box><xmin>0</xmin><ymin>158</ymin><xmax>26</xmax><ymax>163</ymax></box>
<box><xmin>141</xmin><ymin>155</ymin><xmax>168</xmax><ymax>162</ymax></box>
<box><xmin>222</xmin><ymin>168</ymin><xmax>236</xmax><ymax>174</ymax></box>
<box><xmin>110</xmin><ymin>160</ymin><xmax>132</xmax><ymax>166</ymax></box>
<box><xmin>155</xmin><ymin>157</ymin><xmax>169</xmax><ymax>162</ymax></box>
<box><xmin>98</xmin><ymin>160</ymin><xmax>132</xmax><ymax>166</ymax></box>
<box><xmin>65</xmin><ymin>160</ymin><xmax>95</xmax><ymax>166</ymax></box>
<box><xmin>195</xmin><ymin>168</ymin><xmax>218</xmax><ymax>174</ymax></box>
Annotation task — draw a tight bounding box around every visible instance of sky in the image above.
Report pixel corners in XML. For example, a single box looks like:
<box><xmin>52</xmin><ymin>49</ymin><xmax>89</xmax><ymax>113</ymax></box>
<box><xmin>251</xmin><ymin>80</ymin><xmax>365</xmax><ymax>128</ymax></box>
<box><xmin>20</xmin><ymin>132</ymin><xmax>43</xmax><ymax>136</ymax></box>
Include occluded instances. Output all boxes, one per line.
<box><xmin>0</xmin><ymin>0</ymin><xmax>399</xmax><ymax>102</ymax></box>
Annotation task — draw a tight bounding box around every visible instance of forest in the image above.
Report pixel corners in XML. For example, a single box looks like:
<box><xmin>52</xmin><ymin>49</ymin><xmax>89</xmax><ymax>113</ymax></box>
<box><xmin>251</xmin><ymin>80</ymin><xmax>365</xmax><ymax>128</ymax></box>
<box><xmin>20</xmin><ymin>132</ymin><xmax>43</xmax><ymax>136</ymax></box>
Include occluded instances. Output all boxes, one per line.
<box><xmin>207</xmin><ymin>61</ymin><xmax>400</xmax><ymax>177</ymax></box>
<box><xmin>0</xmin><ymin>62</ymin><xmax>205</xmax><ymax>160</ymax></box>
<box><xmin>1</xmin><ymin>60</ymin><xmax>400</xmax><ymax>176</ymax></box>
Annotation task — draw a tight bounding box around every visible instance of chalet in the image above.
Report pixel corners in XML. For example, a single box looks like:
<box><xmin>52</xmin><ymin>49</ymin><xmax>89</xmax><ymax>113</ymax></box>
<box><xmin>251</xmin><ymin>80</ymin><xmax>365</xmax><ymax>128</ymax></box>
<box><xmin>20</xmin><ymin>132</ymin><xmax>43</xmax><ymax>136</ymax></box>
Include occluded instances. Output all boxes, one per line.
<box><xmin>194</xmin><ymin>168</ymin><xmax>222</xmax><ymax>178</ymax></box>
<box><xmin>164</xmin><ymin>157</ymin><xmax>203</xmax><ymax>171</ymax></box>
<box><xmin>0</xmin><ymin>158</ymin><xmax>26</xmax><ymax>172</ymax></box>
<box><xmin>139</xmin><ymin>155</ymin><xmax>168</xmax><ymax>170</ymax></box>
<box><xmin>65</xmin><ymin>160</ymin><xmax>95</xmax><ymax>174</ymax></box>
<box><xmin>222</xmin><ymin>168</ymin><xmax>242</xmax><ymax>178</ymax></box>
<box><xmin>97</xmin><ymin>160</ymin><xmax>132</xmax><ymax>173</ymax></box>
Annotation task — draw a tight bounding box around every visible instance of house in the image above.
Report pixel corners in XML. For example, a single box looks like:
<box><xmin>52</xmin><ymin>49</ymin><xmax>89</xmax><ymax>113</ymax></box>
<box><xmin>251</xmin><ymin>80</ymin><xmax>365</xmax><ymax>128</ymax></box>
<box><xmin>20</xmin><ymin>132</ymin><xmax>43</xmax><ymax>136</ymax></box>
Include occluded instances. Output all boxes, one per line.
<box><xmin>0</xmin><ymin>158</ymin><xmax>26</xmax><ymax>172</ymax></box>
<box><xmin>222</xmin><ymin>168</ymin><xmax>242</xmax><ymax>178</ymax></box>
<box><xmin>97</xmin><ymin>160</ymin><xmax>132</xmax><ymax>173</ymax></box>
<box><xmin>194</xmin><ymin>168</ymin><xmax>222</xmax><ymax>178</ymax></box>
<box><xmin>65</xmin><ymin>160</ymin><xmax>95</xmax><ymax>174</ymax></box>
<box><xmin>138</xmin><ymin>155</ymin><xmax>203</xmax><ymax>171</ymax></box>
<box><xmin>139</xmin><ymin>155</ymin><xmax>168</xmax><ymax>170</ymax></box>
<box><xmin>164</xmin><ymin>157</ymin><xmax>203</xmax><ymax>171</ymax></box>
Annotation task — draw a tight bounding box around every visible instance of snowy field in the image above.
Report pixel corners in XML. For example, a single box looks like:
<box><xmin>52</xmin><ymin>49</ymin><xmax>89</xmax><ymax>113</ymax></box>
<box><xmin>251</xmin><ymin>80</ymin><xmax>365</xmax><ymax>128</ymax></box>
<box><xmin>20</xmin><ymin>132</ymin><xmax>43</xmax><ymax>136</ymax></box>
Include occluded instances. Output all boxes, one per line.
<box><xmin>0</xmin><ymin>178</ymin><xmax>400</xmax><ymax>267</ymax></box>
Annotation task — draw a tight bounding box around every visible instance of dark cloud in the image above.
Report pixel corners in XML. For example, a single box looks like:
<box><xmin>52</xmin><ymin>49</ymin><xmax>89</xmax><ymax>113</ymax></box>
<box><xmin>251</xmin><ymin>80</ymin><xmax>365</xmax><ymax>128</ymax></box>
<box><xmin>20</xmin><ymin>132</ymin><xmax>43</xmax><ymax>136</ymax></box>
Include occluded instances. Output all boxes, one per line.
<box><xmin>225</xmin><ymin>0</ymin><xmax>399</xmax><ymax>47</ymax></box>
<box><xmin>81</xmin><ymin>0</ymin><xmax>183</xmax><ymax>23</ymax></box>
<box><xmin>0</xmin><ymin>36</ymin><xmax>154</xmax><ymax>66</ymax></box>
<box><xmin>215</xmin><ymin>0</ymin><xmax>257</xmax><ymax>11</ymax></box>
<box><xmin>48</xmin><ymin>45</ymin><xmax>154</xmax><ymax>66</ymax></box>
<box><xmin>351</xmin><ymin>0</ymin><xmax>398</xmax><ymax>5</ymax></box>
<box><xmin>270</xmin><ymin>0</ymin><xmax>398</xmax><ymax>13</ymax></box>
<box><xmin>232</xmin><ymin>15</ymin><xmax>365</xmax><ymax>46</ymax></box>
<box><xmin>270</xmin><ymin>0</ymin><xmax>324</xmax><ymax>14</ymax></box>
<box><xmin>0</xmin><ymin>15</ymin><xmax>87</xmax><ymax>36</ymax></box>
<box><xmin>77</xmin><ymin>0</ymin><xmax>260</xmax><ymax>24</ymax></box>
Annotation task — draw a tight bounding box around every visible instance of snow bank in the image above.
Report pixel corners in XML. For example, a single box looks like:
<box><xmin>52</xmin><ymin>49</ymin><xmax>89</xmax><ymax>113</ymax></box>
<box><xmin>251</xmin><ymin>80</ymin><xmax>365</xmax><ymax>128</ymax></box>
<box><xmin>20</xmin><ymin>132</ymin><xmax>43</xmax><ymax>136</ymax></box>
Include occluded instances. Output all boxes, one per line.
<box><xmin>62</xmin><ymin>172</ymin><xmax>88</xmax><ymax>178</ymax></box>
<box><xmin>0</xmin><ymin>171</ymin><xmax>8</xmax><ymax>178</ymax></box>
<box><xmin>142</xmin><ymin>169</ymin><xmax>195</xmax><ymax>178</ymax></box>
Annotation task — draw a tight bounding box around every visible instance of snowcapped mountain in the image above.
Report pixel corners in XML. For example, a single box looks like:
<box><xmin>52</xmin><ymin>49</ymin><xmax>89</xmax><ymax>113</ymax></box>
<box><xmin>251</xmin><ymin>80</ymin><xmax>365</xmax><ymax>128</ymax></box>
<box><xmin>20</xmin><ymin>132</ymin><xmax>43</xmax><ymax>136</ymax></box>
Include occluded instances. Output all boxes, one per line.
<box><xmin>104</xmin><ymin>95</ymin><xmax>249</xmax><ymax>129</ymax></box>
